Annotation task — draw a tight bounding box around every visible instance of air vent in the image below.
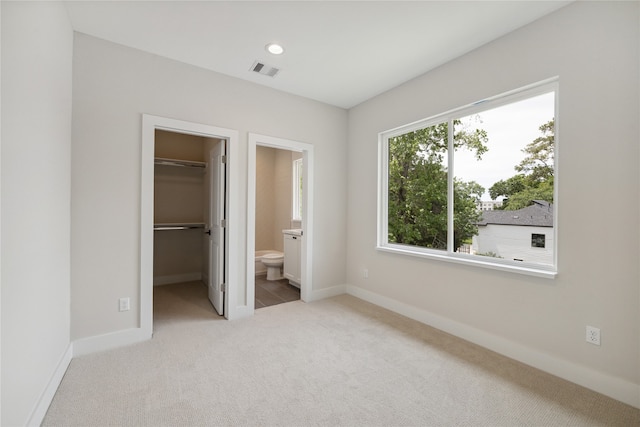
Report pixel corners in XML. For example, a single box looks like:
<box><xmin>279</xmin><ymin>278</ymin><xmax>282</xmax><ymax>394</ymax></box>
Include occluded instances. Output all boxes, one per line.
<box><xmin>250</xmin><ymin>61</ymin><xmax>280</xmax><ymax>77</ymax></box>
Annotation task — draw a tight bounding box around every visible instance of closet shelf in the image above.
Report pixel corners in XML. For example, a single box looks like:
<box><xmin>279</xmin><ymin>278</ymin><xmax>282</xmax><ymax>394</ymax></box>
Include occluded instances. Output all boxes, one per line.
<box><xmin>154</xmin><ymin>222</ymin><xmax>206</xmax><ymax>231</ymax></box>
<box><xmin>154</xmin><ymin>157</ymin><xmax>206</xmax><ymax>169</ymax></box>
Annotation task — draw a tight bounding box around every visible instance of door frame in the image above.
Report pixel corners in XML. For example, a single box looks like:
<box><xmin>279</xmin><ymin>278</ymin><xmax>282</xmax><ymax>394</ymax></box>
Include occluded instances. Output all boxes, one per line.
<box><xmin>247</xmin><ymin>133</ymin><xmax>314</xmax><ymax>307</ymax></box>
<box><xmin>140</xmin><ymin>115</ymin><xmax>240</xmax><ymax>337</ymax></box>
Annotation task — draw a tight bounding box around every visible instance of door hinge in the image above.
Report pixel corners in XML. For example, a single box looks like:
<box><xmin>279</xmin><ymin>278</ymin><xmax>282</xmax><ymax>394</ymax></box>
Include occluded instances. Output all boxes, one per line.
<box><xmin>220</xmin><ymin>283</ymin><xmax>226</xmax><ymax>293</ymax></box>
<box><xmin>221</xmin><ymin>219</ymin><xmax>227</xmax><ymax>228</ymax></box>
<box><xmin>221</xmin><ymin>155</ymin><xmax>227</xmax><ymax>164</ymax></box>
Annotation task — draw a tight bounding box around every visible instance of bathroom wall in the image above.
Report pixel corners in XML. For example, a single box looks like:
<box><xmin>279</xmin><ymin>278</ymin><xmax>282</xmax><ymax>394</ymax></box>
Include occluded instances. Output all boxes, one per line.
<box><xmin>255</xmin><ymin>146</ymin><xmax>295</xmax><ymax>252</ymax></box>
<box><xmin>255</xmin><ymin>146</ymin><xmax>276</xmax><ymax>251</ymax></box>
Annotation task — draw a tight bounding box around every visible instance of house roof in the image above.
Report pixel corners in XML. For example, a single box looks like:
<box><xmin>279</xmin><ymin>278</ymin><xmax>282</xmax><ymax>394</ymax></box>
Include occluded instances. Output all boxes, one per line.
<box><xmin>477</xmin><ymin>200</ymin><xmax>553</xmax><ymax>227</ymax></box>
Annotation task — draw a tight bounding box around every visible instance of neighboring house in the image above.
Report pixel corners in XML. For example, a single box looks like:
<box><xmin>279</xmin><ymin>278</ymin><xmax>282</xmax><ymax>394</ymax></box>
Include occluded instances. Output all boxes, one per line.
<box><xmin>472</xmin><ymin>201</ymin><xmax>553</xmax><ymax>266</ymax></box>
<box><xmin>477</xmin><ymin>200</ymin><xmax>503</xmax><ymax>211</ymax></box>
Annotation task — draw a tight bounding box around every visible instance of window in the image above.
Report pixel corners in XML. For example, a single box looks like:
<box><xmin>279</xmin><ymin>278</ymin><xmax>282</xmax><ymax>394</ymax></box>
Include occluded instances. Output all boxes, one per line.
<box><xmin>531</xmin><ymin>234</ymin><xmax>546</xmax><ymax>248</ymax></box>
<box><xmin>292</xmin><ymin>158</ymin><xmax>303</xmax><ymax>221</ymax></box>
<box><xmin>378</xmin><ymin>79</ymin><xmax>557</xmax><ymax>277</ymax></box>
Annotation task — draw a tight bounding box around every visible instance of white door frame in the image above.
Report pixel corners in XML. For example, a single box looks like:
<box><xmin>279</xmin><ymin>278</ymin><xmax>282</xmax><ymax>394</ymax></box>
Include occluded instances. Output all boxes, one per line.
<box><xmin>140</xmin><ymin>115</ymin><xmax>241</xmax><ymax>337</ymax></box>
<box><xmin>247</xmin><ymin>133</ymin><xmax>314</xmax><ymax>307</ymax></box>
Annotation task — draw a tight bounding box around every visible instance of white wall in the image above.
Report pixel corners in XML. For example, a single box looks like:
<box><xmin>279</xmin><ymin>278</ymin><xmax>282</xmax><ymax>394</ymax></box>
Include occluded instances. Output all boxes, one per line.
<box><xmin>347</xmin><ymin>1</ymin><xmax>639</xmax><ymax>406</ymax></box>
<box><xmin>472</xmin><ymin>225</ymin><xmax>554</xmax><ymax>266</ymax></box>
<box><xmin>71</xmin><ymin>34</ymin><xmax>348</xmax><ymax>339</ymax></box>
<box><xmin>1</xmin><ymin>2</ymin><xmax>73</xmax><ymax>425</ymax></box>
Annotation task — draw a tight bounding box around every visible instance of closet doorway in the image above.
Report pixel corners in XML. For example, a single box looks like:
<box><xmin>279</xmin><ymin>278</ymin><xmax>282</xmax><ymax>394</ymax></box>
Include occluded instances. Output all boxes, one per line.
<box><xmin>141</xmin><ymin>115</ymin><xmax>241</xmax><ymax>338</ymax></box>
<box><xmin>153</xmin><ymin>130</ymin><xmax>225</xmax><ymax>316</ymax></box>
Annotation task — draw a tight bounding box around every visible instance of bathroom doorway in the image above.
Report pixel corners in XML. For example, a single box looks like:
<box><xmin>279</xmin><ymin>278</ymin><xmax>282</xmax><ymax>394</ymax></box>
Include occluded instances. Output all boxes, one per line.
<box><xmin>254</xmin><ymin>145</ymin><xmax>302</xmax><ymax>308</ymax></box>
<box><xmin>247</xmin><ymin>133</ymin><xmax>314</xmax><ymax>311</ymax></box>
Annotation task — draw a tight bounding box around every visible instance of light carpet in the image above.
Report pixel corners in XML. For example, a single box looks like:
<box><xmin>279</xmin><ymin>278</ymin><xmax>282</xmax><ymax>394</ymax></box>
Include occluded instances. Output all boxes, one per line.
<box><xmin>43</xmin><ymin>282</ymin><xmax>640</xmax><ymax>426</ymax></box>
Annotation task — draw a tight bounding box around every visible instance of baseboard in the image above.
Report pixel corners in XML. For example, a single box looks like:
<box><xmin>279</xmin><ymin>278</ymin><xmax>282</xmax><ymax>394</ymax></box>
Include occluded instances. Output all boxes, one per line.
<box><xmin>153</xmin><ymin>272</ymin><xmax>202</xmax><ymax>286</ymax></box>
<box><xmin>307</xmin><ymin>284</ymin><xmax>347</xmax><ymax>302</ymax></box>
<box><xmin>27</xmin><ymin>343</ymin><xmax>73</xmax><ymax>427</ymax></box>
<box><xmin>73</xmin><ymin>327</ymin><xmax>152</xmax><ymax>357</ymax></box>
<box><xmin>346</xmin><ymin>284</ymin><xmax>640</xmax><ymax>409</ymax></box>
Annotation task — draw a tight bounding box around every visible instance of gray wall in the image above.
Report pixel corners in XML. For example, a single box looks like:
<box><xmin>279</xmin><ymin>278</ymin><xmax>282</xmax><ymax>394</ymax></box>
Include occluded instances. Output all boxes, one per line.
<box><xmin>346</xmin><ymin>1</ymin><xmax>639</xmax><ymax>404</ymax></box>
<box><xmin>71</xmin><ymin>33</ymin><xmax>348</xmax><ymax>339</ymax></box>
<box><xmin>1</xmin><ymin>2</ymin><xmax>73</xmax><ymax>425</ymax></box>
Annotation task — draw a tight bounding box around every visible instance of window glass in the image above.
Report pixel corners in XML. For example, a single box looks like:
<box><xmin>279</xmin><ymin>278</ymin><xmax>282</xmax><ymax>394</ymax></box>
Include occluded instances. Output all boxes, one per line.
<box><xmin>388</xmin><ymin>122</ymin><xmax>448</xmax><ymax>251</ymax></box>
<box><xmin>379</xmin><ymin>80</ymin><xmax>557</xmax><ymax>276</ymax></box>
<box><xmin>456</xmin><ymin>93</ymin><xmax>555</xmax><ymax>267</ymax></box>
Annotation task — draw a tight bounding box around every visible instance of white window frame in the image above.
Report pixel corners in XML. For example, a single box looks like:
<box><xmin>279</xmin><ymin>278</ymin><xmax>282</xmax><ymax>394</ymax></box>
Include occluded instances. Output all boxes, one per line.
<box><xmin>377</xmin><ymin>78</ymin><xmax>559</xmax><ymax>279</ymax></box>
<box><xmin>292</xmin><ymin>157</ymin><xmax>303</xmax><ymax>221</ymax></box>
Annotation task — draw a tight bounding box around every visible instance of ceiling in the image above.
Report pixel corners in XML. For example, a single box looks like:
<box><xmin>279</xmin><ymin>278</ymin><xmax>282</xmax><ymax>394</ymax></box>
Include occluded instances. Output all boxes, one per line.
<box><xmin>64</xmin><ymin>1</ymin><xmax>571</xmax><ymax>109</ymax></box>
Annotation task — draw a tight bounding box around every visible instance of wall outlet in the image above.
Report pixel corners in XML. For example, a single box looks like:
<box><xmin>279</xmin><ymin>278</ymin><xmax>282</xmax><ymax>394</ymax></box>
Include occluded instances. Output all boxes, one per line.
<box><xmin>363</xmin><ymin>268</ymin><xmax>369</xmax><ymax>279</ymax></box>
<box><xmin>119</xmin><ymin>297</ymin><xmax>130</xmax><ymax>312</ymax></box>
<box><xmin>586</xmin><ymin>325</ymin><xmax>600</xmax><ymax>346</ymax></box>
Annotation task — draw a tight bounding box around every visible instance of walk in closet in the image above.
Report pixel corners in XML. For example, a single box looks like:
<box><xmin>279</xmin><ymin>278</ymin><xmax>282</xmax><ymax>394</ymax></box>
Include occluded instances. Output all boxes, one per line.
<box><xmin>153</xmin><ymin>129</ymin><xmax>227</xmax><ymax>318</ymax></box>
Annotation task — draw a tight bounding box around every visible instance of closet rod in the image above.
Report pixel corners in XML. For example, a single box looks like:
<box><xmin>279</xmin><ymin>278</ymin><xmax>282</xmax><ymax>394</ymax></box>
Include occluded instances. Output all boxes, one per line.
<box><xmin>154</xmin><ymin>157</ymin><xmax>206</xmax><ymax>168</ymax></box>
<box><xmin>154</xmin><ymin>223</ymin><xmax>206</xmax><ymax>231</ymax></box>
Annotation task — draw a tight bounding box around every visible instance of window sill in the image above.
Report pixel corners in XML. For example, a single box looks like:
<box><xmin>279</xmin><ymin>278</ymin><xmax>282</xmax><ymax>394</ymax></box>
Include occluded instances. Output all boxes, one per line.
<box><xmin>377</xmin><ymin>244</ymin><xmax>557</xmax><ymax>279</ymax></box>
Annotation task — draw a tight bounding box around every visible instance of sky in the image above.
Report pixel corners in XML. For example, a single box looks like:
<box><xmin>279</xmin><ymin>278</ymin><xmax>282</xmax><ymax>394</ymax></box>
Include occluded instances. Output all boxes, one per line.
<box><xmin>453</xmin><ymin>92</ymin><xmax>555</xmax><ymax>201</ymax></box>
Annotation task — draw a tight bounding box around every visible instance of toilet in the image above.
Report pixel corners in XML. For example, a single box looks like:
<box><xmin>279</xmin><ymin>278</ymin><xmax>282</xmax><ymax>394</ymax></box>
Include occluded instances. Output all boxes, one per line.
<box><xmin>261</xmin><ymin>252</ymin><xmax>284</xmax><ymax>280</ymax></box>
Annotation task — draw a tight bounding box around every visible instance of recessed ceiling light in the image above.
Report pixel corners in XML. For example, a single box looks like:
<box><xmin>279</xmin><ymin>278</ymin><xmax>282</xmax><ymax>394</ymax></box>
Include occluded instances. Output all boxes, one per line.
<box><xmin>266</xmin><ymin>43</ymin><xmax>284</xmax><ymax>55</ymax></box>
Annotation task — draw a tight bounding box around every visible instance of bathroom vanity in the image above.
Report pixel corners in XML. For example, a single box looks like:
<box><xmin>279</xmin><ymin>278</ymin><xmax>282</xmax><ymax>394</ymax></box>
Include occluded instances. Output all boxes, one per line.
<box><xmin>283</xmin><ymin>229</ymin><xmax>302</xmax><ymax>287</ymax></box>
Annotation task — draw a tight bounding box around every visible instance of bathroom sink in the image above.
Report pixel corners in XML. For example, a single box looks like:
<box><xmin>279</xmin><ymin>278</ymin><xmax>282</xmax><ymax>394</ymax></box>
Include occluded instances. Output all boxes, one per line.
<box><xmin>282</xmin><ymin>228</ymin><xmax>303</xmax><ymax>236</ymax></box>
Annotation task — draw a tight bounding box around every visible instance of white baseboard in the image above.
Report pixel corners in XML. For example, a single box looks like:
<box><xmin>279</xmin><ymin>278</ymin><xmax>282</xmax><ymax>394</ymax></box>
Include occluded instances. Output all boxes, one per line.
<box><xmin>73</xmin><ymin>327</ymin><xmax>152</xmax><ymax>357</ymax></box>
<box><xmin>27</xmin><ymin>343</ymin><xmax>73</xmax><ymax>427</ymax></box>
<box><xmin>346</xmin><ymin>284</ymin><xmax>640</xmax><ymax>409</ymax></box>
<box><xmin>307</xmin><ymin>284</ymin><xmax>347</xmax><ymax>302</ymax></box>
<box><xmin>153</xmin><ymin>272</ymin><xmax>202</xmax><ymax>286</ymax></box>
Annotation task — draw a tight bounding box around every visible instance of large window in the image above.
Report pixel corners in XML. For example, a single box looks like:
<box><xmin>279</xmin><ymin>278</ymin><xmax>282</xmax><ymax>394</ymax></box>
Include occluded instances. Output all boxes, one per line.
<box><xmin>378</xmin><ymin>79</ymin><xmax>557</xmax><ymax>277</ymax></box>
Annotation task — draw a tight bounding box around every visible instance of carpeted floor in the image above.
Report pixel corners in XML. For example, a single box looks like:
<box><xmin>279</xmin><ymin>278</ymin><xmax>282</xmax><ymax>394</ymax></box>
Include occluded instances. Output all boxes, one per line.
<box><xmin>43</xmin><ymin>282</ymin><xmax>639</xmax><ymax>426</ymax></box>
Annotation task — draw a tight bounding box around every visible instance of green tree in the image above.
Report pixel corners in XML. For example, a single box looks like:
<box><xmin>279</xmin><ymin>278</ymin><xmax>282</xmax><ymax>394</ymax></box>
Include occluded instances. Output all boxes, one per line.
<box><xmin>489</xmin><ymin>119</ymin><xmax>554</xmax><ymax>210</ymax></box>
<box><xmin>388</xmin><ymin>121</ymin><xmax>487</xmax><ymax>250</ymax></box>
<box><xmin>515</xmin><ymin>119</ymin><xmax>554</xmax><ymax>184</ymax></box>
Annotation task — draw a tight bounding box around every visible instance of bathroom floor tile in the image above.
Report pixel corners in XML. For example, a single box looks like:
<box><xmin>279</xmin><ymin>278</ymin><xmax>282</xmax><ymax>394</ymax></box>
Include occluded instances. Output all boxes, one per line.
<box><xmin>255</xmin><ymin>277</ymin><xmax>300</xmax><ymax>309</ymax></box>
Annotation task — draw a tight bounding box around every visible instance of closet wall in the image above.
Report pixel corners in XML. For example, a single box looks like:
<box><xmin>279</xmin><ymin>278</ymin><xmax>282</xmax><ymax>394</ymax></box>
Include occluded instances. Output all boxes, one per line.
<box><xmin>153</xmin><ymin>130</ymin><xmax>207</xmax><ymax>285</ymax></box>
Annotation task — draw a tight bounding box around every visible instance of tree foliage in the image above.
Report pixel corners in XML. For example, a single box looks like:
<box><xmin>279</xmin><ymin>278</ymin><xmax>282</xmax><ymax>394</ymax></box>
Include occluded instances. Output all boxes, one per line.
<box><xmin>388</xmin><ymin>120</ymin><xmax>487</xmax><ymax>250</ymax></box>
<box><xmin>489</xmin><ymin>119</ymin><xmax>554</xmax><ymax>210</ymax></box>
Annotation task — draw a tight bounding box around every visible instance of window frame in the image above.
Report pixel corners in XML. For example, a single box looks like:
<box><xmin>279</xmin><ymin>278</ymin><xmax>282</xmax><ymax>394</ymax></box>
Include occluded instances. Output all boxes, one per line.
<box><xmin>292</xmin><ymin>157</ymin><xmax>303</xmax><ymax>221</ymax></box>
<box><xmin>377</xmin><ymin>78</ymin><xmax>558</xmax><ymax>279</ymax></box>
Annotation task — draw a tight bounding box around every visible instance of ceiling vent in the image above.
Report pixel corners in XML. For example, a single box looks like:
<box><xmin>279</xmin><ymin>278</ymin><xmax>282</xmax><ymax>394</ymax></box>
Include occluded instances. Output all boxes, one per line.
<box><xmin>250</xmin><ymin>61</ymin><xmax>280</xmax><ymax>78</ymax></box>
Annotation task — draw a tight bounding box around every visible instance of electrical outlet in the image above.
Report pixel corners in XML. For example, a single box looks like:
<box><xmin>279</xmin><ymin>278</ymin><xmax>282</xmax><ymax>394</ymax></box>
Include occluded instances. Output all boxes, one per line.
<box><xmin>586</xmin><ymin>325</ymin><xmax>600</xmax><ymax>346</ymax></box>
<box><xmin>119</xmin><ymin>297</ymin><xmax>130</xmax><ymax>312</ymax></box>
<box><xmin>363</xmin><ymin>268</ymin><xmax>369</xmax><ymax>279</ymax></box>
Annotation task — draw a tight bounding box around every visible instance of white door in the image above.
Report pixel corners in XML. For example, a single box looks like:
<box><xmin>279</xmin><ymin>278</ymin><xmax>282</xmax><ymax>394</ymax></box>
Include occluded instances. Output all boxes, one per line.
<box><xmin>207</xmin><ymin>141</ymin><xmax>226</xmax><ymax>315</ymax></box>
